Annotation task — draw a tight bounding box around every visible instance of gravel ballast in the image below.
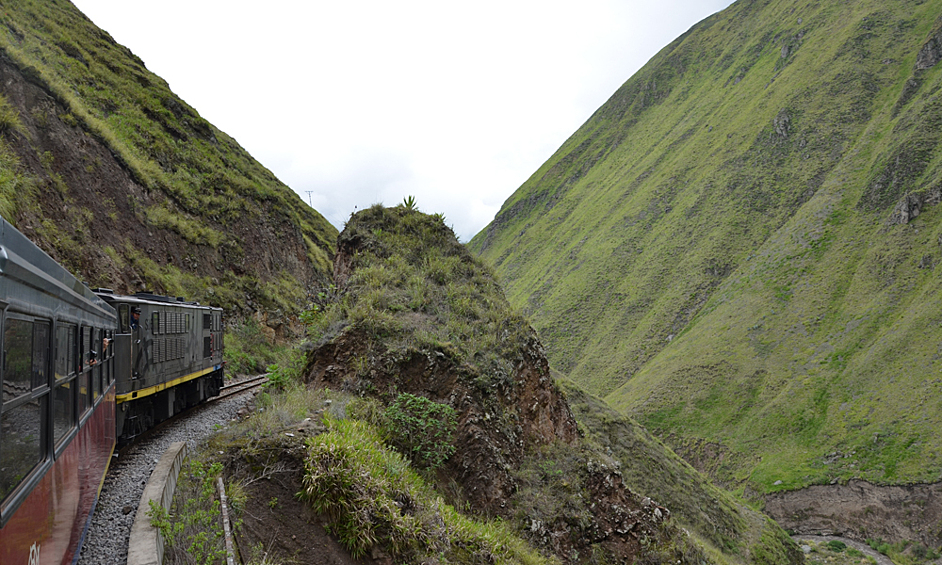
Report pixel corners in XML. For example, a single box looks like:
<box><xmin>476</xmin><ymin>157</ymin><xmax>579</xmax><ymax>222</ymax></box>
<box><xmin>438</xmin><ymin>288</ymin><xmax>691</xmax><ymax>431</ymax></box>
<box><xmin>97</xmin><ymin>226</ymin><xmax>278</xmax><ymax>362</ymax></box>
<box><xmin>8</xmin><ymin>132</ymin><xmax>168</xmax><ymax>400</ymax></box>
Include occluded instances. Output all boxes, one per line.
<box><xmin>77</xmin><ymin>391</ymin><xmax>253</xmax><ymax>565</ymax></box>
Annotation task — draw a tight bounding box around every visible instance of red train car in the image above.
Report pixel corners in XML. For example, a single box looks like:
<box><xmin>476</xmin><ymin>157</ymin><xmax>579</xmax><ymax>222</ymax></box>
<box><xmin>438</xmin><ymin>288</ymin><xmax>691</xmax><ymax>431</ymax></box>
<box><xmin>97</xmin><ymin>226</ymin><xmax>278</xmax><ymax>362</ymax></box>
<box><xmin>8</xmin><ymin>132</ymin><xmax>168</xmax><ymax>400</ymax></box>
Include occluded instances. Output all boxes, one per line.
<box><xmin>0</xmin><ymin>218</ymin><xmax>117</xmax><ymax>565</ymax></box>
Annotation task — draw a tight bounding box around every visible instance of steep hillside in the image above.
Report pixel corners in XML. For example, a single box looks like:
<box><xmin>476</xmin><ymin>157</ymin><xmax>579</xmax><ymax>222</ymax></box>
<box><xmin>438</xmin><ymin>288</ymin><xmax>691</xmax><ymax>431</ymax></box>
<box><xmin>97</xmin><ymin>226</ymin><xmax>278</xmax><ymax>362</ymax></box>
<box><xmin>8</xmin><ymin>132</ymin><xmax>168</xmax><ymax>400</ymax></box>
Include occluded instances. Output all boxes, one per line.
<box><xmin>298</xmin><ymin>204</ymin><xmax>800</xmax><ymax>565</ymax></box>
<box><xmin>0</xmin><ymin>0</ymin><xmax>336</xmax><ymax>322</ymax></box>
<box><xmin>470</xmin><ymin>0</ymin><xmax>942</xmax><ymax>495</ymax></box>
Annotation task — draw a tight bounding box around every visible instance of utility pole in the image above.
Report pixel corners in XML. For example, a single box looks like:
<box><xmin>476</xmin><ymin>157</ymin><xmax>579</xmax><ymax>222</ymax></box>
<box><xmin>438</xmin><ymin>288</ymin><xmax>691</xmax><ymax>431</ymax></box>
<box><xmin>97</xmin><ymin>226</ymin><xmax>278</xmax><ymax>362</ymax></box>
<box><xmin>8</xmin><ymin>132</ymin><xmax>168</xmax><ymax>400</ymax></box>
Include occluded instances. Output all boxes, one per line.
<box><xmin>305</xmin><ymin>191</ymin><xmax>314</xmax><ymax>207</ymax></box>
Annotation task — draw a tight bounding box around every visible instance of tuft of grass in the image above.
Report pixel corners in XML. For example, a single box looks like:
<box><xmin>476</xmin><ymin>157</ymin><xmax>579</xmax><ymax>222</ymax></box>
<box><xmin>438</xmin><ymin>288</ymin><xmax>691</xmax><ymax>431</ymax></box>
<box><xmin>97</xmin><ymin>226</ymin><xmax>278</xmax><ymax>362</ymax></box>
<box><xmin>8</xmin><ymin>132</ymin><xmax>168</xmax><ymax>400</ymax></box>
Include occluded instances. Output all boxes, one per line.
<box><xmin>223</xmin><ymin>320</ymin><xmax>283</xmax><ymax>376</ymax></box>
<box><xmin>144</xmin><ymin>203</ymin><xmax>225</xmax><ymax>247</ymax></box>
<box><xmin>0</xmin><ymin>94</ymin><xmax>24</xmax><ymax>136</ymax></box>
<box><xmin>300</xmin><ymin>416</ymin><xmax>558</xmax><ymax>565</ymax></box>
<box><xmin>149</xmin><ymin>460</ymin><xmax>227</xmax><ymax>565</ymax></box>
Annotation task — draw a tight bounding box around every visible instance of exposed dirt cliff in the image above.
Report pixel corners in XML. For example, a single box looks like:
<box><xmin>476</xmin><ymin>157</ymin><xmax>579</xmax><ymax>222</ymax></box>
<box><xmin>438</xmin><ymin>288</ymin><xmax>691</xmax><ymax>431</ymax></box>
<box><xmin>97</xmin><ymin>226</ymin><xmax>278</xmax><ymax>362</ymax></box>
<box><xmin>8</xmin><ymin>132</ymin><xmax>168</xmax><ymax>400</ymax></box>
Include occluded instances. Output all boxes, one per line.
<box><xmin>765</xmin><ymin>480</ymin><xmax>942</xmax><ymax>549</ymax></box>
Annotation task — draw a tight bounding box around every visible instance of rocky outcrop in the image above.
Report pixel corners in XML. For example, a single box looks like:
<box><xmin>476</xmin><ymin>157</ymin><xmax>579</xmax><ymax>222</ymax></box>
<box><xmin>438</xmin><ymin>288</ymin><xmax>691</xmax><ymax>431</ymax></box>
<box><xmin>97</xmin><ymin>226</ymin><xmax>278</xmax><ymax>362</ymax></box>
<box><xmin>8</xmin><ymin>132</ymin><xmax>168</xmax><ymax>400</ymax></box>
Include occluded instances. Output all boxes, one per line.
<box><xmin>886</xmin><ymin>186</ymin><xmax>942</xmax><ymax>225</ymax></box>
<box><xmin>304</xmin><ymin>320</ymin><xmax>579</xmax><ymax>514</ymax></box>
<box><xmin>302</xmin><ymin>206</ymin><xmax>708</xmax><ymax>564</ymax></box>
<box><xmin>915</xmin><ymin>27</ymin><xmax>942</xmax><ymax>71</ymax></box>
<box><xmin>765</xmin><ymin>480</ymin><xmax>942</xmax><ymax>548</ymax></box>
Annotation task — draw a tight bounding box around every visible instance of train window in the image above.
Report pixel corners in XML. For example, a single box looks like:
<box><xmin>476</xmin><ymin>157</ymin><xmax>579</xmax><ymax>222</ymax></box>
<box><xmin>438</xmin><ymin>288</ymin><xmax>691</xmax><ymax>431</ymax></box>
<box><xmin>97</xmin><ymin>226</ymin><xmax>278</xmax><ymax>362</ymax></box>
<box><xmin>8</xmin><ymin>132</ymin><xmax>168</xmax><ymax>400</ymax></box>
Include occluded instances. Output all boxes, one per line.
<box><xmin>90</xmin><ymin>329</ymin><xmax>100</xmax><ymax>402</ymax></box>
<box><xmin>81</xmin><ymin>327</ymin><xmax>90</xmax><ymax>367</ymax></box>
<box><xmin>3</xmin><ymin>319</ymin><xmax>34</xmax><ymax>402</ymax></box>
<box><xmin>118</xmin><ymin>304</ymin><xmax>130</xmax><ymax>334</ymax></box>
<box><xmin>53</xmin><ymin>380</ymin><xmax>73</xmax><ymax>445</ymax></box>
<box><xmin>0</xmin><ymin>316</ymin><xmax>50</xmax><ymax>504</ymax></box>
<box><xmin>32</xmin><ymin>323</ymin><xmax>49</xmax><ymax>390</ymax></box>
<box><xmin>186</xmin><ymin>314</ymin><xmax>191</xmax><ymax>332</ymax></box>
<box><xmin>203</xmin><ymin>313</ymin><xmax>211</xmax><ymax>330</ymax></box>
<box><xmin>77</xmin><ymin>373</ymin><xmax>88</xmax><ymax>416</ymax></box>
<box><xmin>203</xmin><ymin>336</ymin><xmax>211</xmax><ymax>359</ymax></box>
<box><xmin>0</xmin><ymin>396</ymin><xmax>41</xmax><ymax>502</ymax></box>
<box><xmin>153</xmin><ymin>312</ymin><xmax>160</xmax><ymax>335</ymax></box>
<box><xmin>55</xmin><ymin>323</ymin><xmax>76</xmax><ymax>380</ymax></box>
<box><xmin>104</xmin><ymin>330</ymin><xmax>114</xmax><ymax>385</ymax></box>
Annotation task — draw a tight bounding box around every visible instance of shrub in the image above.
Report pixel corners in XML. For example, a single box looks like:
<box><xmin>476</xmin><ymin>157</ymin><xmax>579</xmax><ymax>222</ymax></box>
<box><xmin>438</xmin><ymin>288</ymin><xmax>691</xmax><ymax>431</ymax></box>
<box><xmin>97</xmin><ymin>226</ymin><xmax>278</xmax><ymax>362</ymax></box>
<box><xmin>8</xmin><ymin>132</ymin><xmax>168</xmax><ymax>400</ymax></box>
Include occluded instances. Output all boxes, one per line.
<box><xmin>149</xmin><ymin>461</ymin><xmax>226</xmax><ymax>565</ymax></box>
<box><xmin>264</xmin><ymin>347</ymin><xmax>305</xmax><ymax>391</ymax></box>
<box><xmin>826</xmin><ymin>540</ymin><xmax>847</xmax><ymax>552</ymax></box>
<box><xmin>224</xmin><ymin>320</ymin><xmax>278</xmax><ymax>374</ymax></box>
<box><xmin>0</xmin><ymin>95</ymin><xmax>23</xmax><ymax>136</ymax></box>
<box><xmin>385</xmin><ymin>393</ymin><xmax>457</xmax><ymax>470</ymax></box>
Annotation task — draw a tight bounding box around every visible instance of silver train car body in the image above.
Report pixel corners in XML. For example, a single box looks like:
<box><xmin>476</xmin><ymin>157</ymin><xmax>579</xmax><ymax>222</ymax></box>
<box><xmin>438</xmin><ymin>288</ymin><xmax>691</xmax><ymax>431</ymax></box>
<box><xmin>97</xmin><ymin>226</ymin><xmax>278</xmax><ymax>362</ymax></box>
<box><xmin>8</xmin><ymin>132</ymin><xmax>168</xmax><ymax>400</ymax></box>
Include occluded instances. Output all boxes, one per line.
<box><xmin>94</xmin><ymin>291</ymin><xmax>224</xmax><ymax>441</ymax></box>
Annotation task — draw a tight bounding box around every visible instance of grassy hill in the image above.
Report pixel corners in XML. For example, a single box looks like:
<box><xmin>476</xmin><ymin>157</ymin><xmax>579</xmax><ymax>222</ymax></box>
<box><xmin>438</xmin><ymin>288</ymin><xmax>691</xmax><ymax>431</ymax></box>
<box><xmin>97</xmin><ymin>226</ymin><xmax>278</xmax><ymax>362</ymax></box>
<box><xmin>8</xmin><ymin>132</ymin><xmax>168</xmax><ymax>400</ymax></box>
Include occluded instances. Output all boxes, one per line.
<box><xmin>0</xmin><ymin>0</ymin><xmax>336</xmax><ymax>317</ymax></box>
<box><xmin>470</xmin><ymin>0</ymin><xmax>942</xmax><ymax>493</ymax></box>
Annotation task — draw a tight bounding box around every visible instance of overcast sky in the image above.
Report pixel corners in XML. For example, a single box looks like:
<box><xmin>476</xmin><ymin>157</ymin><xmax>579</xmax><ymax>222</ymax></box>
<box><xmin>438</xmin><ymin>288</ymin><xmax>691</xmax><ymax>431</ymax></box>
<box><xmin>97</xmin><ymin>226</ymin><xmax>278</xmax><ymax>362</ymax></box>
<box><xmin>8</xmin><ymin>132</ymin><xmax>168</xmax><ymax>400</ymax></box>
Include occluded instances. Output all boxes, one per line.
<box><xmin>70</xmin><ymin>0</ymin><xmax>735</xmax><ymax>241</ymax></box>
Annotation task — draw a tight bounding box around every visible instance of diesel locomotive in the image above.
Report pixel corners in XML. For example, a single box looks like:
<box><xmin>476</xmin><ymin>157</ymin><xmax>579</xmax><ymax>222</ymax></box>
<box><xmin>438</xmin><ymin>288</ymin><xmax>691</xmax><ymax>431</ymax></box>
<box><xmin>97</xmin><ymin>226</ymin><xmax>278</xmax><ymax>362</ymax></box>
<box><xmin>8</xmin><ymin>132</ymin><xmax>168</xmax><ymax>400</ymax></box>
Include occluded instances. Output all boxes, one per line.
<box><xmin>0</xmin><ymin>217</ymin><xmax>225</xmax><ymax>565</ymax></box>
<box><xmin>94</xmin><ymin>290</ymin><xmax>224</xmax><ymax>442</ymax></box>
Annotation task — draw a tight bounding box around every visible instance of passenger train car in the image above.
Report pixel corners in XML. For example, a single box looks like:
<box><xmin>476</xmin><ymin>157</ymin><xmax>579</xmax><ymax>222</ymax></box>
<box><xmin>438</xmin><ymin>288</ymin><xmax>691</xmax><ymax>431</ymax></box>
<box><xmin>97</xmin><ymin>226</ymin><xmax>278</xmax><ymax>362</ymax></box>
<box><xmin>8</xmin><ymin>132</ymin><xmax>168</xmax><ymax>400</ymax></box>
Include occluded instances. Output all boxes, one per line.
<box><xmin>0</xmin><ymin>218</ymin><xmax>225</xmax><ymax>564</ymax></box>
<box><xmin>0</xmin><ymin>218</ymin><xmax>117</xmax><ymax>565</ymax></box>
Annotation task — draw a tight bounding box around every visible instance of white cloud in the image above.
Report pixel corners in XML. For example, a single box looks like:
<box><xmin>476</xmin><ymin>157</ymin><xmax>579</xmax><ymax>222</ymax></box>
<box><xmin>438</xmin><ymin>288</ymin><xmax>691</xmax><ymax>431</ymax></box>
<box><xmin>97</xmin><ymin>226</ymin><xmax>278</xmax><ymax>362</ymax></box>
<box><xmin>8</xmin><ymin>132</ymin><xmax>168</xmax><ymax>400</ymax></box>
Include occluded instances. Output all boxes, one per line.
<box><xmin>71</xmin><ymin>0</ymin><xmax>734</xmax><ymax>240</ymax></box>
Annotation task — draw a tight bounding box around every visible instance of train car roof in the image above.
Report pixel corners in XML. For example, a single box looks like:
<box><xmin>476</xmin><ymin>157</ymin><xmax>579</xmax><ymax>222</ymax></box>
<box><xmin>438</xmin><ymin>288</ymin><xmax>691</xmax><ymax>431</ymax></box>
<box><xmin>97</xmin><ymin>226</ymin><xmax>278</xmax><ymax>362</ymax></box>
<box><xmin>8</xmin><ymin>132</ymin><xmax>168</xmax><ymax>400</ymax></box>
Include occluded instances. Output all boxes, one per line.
<box><xmin>0</xmin><ymin>218</ymin><xmax>115</xmax><ymax>321</ymax></box>
<box><xmin>93</xmin><ymin>289</ymin><xmax>222</xmax><ymax>312</ymax></box>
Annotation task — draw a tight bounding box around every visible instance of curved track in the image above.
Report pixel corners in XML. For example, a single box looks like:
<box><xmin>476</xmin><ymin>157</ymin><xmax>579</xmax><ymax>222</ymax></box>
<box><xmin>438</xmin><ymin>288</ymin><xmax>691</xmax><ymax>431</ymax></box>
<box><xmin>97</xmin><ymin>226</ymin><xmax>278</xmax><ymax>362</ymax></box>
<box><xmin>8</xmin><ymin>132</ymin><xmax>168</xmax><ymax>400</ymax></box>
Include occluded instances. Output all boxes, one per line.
<box><xmin>117</xmin><ymin>374</ymin><xmax>268</xmax><ymax>458</ymax></box>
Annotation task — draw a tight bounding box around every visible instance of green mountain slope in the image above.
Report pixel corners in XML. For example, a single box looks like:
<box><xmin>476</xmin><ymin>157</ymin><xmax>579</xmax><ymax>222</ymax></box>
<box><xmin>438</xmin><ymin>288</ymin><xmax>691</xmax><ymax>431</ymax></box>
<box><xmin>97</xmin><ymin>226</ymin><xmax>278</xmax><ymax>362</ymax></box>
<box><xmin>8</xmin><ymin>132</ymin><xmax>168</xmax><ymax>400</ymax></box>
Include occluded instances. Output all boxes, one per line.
<box><xmin>0</xmin><ymin>0</ymin><xmax>336</xmax><ymax>316</ymax></box>
<box><xmin>470</xmin><ymin>0</ymin><xmax>942</xmax><ymax>491</ymax></box>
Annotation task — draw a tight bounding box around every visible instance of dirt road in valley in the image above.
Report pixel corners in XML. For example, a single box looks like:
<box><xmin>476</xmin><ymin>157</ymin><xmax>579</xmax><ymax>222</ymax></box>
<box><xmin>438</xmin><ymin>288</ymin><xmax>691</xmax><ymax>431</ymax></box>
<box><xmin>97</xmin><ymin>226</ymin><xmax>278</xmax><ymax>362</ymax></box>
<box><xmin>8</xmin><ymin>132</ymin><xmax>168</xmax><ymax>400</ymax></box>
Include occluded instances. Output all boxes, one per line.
<box><xmin>794</xmin><ymin>536</ymin><xmax>894</xmax><ymax>565</ymax></box>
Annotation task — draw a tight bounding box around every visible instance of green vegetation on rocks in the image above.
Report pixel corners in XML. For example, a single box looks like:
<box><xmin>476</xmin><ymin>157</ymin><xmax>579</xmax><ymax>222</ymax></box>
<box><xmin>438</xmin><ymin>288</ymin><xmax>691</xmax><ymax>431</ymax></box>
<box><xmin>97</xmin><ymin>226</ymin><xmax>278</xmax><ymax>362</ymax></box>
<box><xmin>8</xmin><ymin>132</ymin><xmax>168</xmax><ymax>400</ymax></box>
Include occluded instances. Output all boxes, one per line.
<box><xmin>301</xmin><ymin>416</ymin><xmax>556</xmax><ymax>564</ymax></box>
<box><xmin>307</xmin><ymin>203</ymin><xmax>534</xmax><ymax>384</ymax></box>
<box><xmin>471</xmin><ymin>0</ymin><xmax>942</xmax><ymax>492</ymax></box>
<box><xmin>560</xmin><ymin>379</ymin><xmax>800</xmax><ymax>565</ymax></box>
<box><xmin>299</xmin><ymin>204</ymin><xmax>799</xmax><ymax>565</ymax></box>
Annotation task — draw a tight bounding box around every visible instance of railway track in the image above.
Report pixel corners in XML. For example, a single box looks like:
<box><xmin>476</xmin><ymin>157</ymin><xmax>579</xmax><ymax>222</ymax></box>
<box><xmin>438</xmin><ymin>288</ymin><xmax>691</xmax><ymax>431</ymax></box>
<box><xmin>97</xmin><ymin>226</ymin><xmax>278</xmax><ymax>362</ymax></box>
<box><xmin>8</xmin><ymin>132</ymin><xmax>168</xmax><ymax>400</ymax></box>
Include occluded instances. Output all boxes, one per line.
<box><xmin>116</xmin><ymin>374</ymin><xmax>268</xmax><ymax>458</ymax></box>
<box><xmin>217</xmin><ymin>374</ymin><xmax>268</xmax><ymax>400</ymax></box>
<box><xmin>80</xmin><ymin>380</ymin><xmax>257</xmax><ymax>565</ymax></box>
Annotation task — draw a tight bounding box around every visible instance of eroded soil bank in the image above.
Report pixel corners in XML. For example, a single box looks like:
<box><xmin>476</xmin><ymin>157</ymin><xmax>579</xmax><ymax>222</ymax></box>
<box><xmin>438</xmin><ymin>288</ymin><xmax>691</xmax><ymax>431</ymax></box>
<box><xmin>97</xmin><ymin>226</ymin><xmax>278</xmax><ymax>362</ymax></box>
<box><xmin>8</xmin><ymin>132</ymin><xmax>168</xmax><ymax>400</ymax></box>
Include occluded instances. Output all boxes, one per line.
<box><xmin>764</xmin><ymin>480</ymin><xmax>942</xmax><ymax>547</ymax></box>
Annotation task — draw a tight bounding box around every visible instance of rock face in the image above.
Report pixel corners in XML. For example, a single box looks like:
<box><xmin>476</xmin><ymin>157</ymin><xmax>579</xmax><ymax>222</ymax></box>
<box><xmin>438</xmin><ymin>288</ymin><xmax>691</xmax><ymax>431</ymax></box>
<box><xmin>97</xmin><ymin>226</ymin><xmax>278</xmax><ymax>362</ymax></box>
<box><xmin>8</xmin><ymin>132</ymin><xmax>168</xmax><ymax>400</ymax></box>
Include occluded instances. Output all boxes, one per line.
<box><xmin>765</xmin><ymin>480</ymin><xmax>942</xmax><ymax>548</ymax></box>
<box><xmin>305</xmin><ymin>326</ymin><xmax>579</xmax><ymax>512</ymax></box>
<box><xmin>915</xmin><ymin>28</ymin><xmax>942</xmax><ymax>70</ymax></box>
<box><xmin>887</xmin><ymin>186</ymin><xmax>942</xmax><ymax>225</ymax></box>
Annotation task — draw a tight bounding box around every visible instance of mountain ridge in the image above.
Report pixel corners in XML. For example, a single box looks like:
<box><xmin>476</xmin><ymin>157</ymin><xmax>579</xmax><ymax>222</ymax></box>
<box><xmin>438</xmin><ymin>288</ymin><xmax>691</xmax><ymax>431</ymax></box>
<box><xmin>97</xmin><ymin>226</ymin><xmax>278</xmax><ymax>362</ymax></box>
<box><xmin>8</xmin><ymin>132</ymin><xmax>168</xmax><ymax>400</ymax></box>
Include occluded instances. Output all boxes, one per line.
<box><xmin>0</xmin><ymin>0</ymin><xmax>337</xmax><ymax>326</ymax></box>
<box><xmin>471</xmin><ymin>0</ymin><xmax>942</xmax><ymax>498</ymax></box>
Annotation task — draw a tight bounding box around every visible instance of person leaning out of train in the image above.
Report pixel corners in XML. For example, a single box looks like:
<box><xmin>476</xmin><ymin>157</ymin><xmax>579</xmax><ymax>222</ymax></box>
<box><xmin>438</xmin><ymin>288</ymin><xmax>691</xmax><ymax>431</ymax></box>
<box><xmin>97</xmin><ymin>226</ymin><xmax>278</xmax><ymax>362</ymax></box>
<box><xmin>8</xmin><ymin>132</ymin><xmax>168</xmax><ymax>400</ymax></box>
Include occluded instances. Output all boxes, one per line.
<box><xmin>87</xmin><ymin>338</ymin><xmax>110</xmax><ymax>366</ymax></box>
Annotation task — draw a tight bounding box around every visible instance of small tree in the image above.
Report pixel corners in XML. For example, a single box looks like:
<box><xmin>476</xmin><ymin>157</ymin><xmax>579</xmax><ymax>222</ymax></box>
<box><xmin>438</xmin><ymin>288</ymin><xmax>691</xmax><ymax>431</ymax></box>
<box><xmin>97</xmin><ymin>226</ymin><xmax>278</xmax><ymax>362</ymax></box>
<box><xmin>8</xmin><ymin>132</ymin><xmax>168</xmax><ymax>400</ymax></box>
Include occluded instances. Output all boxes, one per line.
<box><xmin>385</xmin><ymin>393</ymin><xmax>456</xmax><ymax>469</ymax></box>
